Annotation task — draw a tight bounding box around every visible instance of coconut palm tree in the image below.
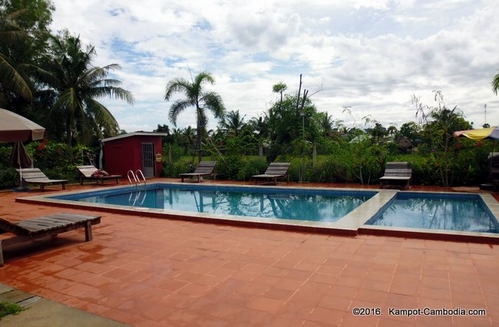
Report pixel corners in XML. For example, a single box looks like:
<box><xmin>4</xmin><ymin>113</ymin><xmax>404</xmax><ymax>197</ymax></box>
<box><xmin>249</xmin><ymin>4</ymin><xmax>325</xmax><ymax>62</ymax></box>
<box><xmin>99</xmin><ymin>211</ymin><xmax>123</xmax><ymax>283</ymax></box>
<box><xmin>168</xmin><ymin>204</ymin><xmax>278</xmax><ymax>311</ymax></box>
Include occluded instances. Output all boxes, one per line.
<box><xmin>316</xmin><ymin>111</ymin><xmax>335</xmax><ymax>138</ymax></box>
<box><xmin>0</xmin><ymin>9</ymin><xmax>33</xmax><ymax>107</ymax></box>
<box><xmin>493</xmin><ymin>72</ymin><xmax>499</xmax><ymax>95</ymax></box>
<box><xmin>1</xmin><ymin>2</ymin><xmax>54</xmax><ymax>114</ymax></box>
<box><xmin>38</xmin><ymin>31</ymin><xmax>134</xmax><ymax>146</ymax></box>
<box><xmin>164</xmin><ymin>71</ymin><xmax>225</xmax><ymax>162</ymax></box>
<box><xmin>219</xmin><ymin>110</ymin><xmax>246</xmax><ymax>137</ymax></box>
<box><xmin>249</xmin><ymin>114</ymin><xmax>269</xmax><ymax>159</ymax></box>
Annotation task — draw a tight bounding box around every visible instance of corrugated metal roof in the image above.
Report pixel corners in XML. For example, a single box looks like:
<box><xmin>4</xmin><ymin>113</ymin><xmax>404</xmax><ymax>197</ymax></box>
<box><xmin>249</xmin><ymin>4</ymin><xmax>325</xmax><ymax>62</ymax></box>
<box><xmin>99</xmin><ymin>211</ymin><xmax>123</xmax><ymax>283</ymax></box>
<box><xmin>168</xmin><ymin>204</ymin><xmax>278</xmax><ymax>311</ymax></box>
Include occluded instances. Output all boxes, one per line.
<box><xmin>100</xmin><ymin>132</ymin><xmax>168</xmax><ymax>143</ymax></box>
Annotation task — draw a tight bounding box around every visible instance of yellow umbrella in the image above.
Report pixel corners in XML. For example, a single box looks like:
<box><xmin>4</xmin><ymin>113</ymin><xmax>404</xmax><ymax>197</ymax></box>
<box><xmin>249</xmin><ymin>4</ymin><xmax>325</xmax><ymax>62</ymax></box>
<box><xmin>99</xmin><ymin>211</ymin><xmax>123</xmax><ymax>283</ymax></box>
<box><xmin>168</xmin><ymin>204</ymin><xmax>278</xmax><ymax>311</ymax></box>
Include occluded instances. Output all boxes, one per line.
<box><xmin>453</xmin><ymin>127</ymin><xmax>499</xmax><ymax>141</ymax></box>
<box><xmin>454</xmin><ymin>127</ymin><xmax>499</xmax><ymax>185</ymax></box>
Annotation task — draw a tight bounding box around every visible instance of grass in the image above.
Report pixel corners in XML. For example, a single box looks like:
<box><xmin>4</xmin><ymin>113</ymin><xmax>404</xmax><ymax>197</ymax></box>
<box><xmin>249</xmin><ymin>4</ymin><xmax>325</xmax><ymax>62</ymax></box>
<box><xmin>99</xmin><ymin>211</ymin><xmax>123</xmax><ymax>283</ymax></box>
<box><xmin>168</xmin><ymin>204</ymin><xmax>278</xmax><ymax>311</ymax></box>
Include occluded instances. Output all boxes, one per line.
<box><xmin>0</xmin><ymin>301</ymin><xmax>24</xmax><ymax>319</ymax></box>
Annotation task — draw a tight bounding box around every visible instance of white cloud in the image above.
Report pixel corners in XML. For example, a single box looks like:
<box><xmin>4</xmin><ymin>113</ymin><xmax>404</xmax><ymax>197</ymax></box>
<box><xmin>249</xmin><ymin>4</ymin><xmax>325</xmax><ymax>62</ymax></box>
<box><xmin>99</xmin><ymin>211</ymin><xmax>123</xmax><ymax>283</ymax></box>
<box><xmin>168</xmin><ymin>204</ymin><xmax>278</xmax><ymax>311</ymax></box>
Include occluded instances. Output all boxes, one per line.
<box><xmin>49</xmin><ymin>0</ymin><xmax>499</xmax><ymax>132</ymax></box>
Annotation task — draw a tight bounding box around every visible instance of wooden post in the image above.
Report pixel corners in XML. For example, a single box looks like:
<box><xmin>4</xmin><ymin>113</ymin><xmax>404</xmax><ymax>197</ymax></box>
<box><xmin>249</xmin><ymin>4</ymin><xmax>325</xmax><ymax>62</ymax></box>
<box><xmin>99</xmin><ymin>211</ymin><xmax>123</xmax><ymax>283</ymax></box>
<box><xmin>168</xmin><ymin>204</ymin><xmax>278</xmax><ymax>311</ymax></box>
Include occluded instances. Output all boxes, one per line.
<box><xmin>84</xmin><ymin>221</ymin><xmax>93</xmax><ymax>241</ymax></box>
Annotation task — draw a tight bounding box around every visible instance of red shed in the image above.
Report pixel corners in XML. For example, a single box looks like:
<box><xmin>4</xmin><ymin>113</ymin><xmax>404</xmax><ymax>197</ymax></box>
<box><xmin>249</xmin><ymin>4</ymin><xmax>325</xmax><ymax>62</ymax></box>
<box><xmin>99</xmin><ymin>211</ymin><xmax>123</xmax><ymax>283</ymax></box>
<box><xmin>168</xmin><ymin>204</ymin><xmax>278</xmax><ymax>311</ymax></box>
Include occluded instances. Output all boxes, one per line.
<box><xmin>100</xmin><ymin>132</ymin><xmax>167</xmax><ymax>179</ymax></box>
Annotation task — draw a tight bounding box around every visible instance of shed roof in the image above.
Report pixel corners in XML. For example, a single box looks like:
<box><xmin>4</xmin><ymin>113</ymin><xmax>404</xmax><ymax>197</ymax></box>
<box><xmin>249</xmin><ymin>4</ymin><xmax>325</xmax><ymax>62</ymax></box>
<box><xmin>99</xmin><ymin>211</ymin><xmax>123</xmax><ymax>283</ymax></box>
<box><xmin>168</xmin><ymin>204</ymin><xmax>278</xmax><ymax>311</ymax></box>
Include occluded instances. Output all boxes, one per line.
<box><xmin>101</xmin><ymin>132</ymin><xmax>168</xmax><ymax>143</ymax></box>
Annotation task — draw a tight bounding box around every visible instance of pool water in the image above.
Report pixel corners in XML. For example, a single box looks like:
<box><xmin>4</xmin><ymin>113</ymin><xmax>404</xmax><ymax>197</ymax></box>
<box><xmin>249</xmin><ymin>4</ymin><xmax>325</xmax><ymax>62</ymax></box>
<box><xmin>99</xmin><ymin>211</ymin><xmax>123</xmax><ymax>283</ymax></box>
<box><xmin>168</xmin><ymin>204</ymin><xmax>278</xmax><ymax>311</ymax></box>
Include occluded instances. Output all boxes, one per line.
<box><xmin>366</xmin><ymin>192</ymin><xmax>498</xmax><ymax>233</ymax></box>
<box><xmin>54</xmin><ymin>184</ymin><xmax>376</xmax><ymax>223</ymax></box>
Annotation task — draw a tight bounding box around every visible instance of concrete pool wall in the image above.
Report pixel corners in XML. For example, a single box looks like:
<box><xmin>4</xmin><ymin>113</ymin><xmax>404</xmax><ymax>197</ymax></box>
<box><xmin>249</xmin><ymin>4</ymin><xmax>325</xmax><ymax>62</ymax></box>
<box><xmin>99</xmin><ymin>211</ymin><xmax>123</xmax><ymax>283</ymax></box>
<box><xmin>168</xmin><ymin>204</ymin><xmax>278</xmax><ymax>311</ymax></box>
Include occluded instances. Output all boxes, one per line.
<box><xmin>15</xmin><ymin>182</ymin><xmax>499</xmax><ymax>244</ymax></box>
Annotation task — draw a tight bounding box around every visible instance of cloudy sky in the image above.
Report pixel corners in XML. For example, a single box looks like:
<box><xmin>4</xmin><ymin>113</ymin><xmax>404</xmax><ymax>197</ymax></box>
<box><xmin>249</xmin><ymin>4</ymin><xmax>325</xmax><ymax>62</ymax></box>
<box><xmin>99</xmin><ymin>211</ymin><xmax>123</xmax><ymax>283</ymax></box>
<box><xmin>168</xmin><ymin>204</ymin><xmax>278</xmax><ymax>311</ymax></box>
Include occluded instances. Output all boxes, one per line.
<box><xmin>49</xmin><ymin>0</ymin><xmax>499</xmax><ymax>132</ymax></box>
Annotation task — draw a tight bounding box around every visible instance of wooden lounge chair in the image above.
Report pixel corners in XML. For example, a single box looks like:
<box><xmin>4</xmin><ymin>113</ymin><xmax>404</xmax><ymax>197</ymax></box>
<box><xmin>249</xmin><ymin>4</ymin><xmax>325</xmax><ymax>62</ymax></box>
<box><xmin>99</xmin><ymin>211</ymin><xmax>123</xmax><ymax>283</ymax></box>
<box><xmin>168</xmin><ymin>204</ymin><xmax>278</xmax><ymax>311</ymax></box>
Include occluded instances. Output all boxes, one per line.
<box><xmin>76</xmin><ymin>165</ymin><xmax>121</xmax><ymax>185</ymax></box>
<box><xmin>17</xmin><ymin>168</ymin><xmax>68</xmax><ymax>191</ymax></box>
<box><xmin>179</xmin><ymin>161</ymin><xmax>217</xmax><ymax>182</ymax></box>
<box><xmin>0</xmin><ymin>213</ymin><xmax>101</xmax><ymax>266</ymax></box>
<box><xmin>379</xmin><ymin>162</ymin><xmax>412</xmax><ymax>189</ymax></box>
<box><xmin>253</xmin><ymin>162</ymin><xmax>291</xmax><ymax>185</ymax></box>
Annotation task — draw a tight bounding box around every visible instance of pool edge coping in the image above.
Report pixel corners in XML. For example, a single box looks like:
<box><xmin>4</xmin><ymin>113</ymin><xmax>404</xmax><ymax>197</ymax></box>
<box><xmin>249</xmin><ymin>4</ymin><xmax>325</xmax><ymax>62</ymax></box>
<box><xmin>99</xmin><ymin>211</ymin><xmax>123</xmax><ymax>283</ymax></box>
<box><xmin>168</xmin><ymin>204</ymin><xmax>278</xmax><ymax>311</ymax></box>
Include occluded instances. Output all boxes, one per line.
<box><xmin>14</xmin><ymin>182</ymin><xmax>499</xmax><ymax>244</ymax></box>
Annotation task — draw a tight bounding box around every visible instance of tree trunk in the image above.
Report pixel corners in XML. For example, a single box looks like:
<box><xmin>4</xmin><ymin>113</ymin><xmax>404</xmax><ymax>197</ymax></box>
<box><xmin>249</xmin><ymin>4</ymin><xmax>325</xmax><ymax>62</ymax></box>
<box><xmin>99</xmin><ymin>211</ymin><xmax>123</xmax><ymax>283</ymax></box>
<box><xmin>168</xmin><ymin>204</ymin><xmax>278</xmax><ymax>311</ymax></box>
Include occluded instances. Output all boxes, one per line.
<box><xmin>196</xmin><ymin>109</ymin><xmax>202</xmax><ymax>162</ymax></box>
<box><xmin>66</xmin><ymin>116</ymin><xmax>72</xmax><ymax>146</ymax></box>
<box><xmin>313</xmin><ymin>142</ymin><xmax>317</xmax><ymax>167</ymax></box>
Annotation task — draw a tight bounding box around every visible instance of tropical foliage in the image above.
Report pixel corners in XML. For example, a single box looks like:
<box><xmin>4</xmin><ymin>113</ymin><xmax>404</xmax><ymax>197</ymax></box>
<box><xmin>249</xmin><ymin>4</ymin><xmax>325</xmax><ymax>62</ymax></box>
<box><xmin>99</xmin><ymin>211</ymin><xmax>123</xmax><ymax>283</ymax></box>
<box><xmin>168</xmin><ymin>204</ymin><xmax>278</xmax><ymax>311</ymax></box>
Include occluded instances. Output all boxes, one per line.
<box><xmin>0</xmin><ymin>1</ymin><xmax>133</xmax><ymax>147</ymax></box>
<box><xmin>1</xmin><ymin>0</ymin><xmax>499</xmax><ymax>189</ymax></box>
<box><xmin>164</xmin><ymin>71</ymin><xmax>225</xmax><ymax>162</ymax></box>
<box><xmin>0</xmin><ymin>0</ymin><xmax>53</xmax><ymax>111</ymax></box>
<box><xmin>493</xmin><ymin>71</ymin><xmax>499</xmax><ymax>95</ymax></box>
<box><xmin>37</xmin><ymin>31</ymin><xmax>134</xmax><ymax>146</ymax></box>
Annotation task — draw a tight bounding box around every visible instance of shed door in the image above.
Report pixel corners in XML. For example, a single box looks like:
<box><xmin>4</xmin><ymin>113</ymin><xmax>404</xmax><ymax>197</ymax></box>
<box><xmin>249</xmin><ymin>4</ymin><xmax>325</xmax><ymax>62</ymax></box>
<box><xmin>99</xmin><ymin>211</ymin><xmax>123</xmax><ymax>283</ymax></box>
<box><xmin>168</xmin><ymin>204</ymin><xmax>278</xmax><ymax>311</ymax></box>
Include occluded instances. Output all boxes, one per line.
<box><xmin>141</xmin><ymin>143</ymin><xmax>155</xmax><ymax>178</ymax></box>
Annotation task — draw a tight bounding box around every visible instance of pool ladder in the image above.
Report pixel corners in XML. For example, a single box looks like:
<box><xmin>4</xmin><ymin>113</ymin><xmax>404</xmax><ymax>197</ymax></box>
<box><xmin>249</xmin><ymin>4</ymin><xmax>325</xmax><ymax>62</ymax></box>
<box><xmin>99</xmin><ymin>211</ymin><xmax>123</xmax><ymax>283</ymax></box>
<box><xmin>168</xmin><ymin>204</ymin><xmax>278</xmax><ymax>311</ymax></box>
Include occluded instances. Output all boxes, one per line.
<box><xmin>127</xmin><ymin>169</ymin><xmax>147</xmax><ymax>206</ymax></box>
<box><xmin>127</xmin><ymin>169</ymin><xmax>146</xmax><ymax>186</ymax></box>
<box><xmin>129</xmin><ymin>189</ymin><xmax>146</xmax><ymax>206</ymax></box>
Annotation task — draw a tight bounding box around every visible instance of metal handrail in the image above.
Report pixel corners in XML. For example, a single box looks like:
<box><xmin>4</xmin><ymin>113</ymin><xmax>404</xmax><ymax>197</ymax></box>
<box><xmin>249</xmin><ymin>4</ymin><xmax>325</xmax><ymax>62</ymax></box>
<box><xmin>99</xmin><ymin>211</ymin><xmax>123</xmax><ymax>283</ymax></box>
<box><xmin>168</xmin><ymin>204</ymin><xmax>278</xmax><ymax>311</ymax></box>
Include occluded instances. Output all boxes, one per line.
<box><xmin>127</xmin><ymin>170</ymin><xmax>138</xmax><ymax>185</ymax></box>
<box><xmin>136</xmin><ymin>169</ymin><xmax>146</xmax><ymax>185</ymax></box>
<box><xmin>127</xmin><ymin>169</ymin><xmax>147</xmax><ymax>186</ymax></box>
<box><xmin>128</xmin><ymin>190</ymin><xmax>146</xmax><ymax>206</ymax></box>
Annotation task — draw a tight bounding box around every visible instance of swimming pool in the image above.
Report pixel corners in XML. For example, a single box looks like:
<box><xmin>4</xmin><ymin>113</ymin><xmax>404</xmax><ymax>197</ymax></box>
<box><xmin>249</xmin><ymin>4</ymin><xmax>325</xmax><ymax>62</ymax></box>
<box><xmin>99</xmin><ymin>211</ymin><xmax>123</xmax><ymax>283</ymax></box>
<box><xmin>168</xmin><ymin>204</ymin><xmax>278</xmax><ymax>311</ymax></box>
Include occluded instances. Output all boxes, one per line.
<box><xmin>365</xmin><ymin>192</ymin><xmax>499</xmax><ymax>233</ymax></box>
<box><xmin>51</xmin><ymin>183</ymin><xmax>377</xmax><ymax>223</ymax></box>
<box><xmin>16</xmin><ymin>183</ymin><xmax>499</xmax><ymax>242</ymax></box>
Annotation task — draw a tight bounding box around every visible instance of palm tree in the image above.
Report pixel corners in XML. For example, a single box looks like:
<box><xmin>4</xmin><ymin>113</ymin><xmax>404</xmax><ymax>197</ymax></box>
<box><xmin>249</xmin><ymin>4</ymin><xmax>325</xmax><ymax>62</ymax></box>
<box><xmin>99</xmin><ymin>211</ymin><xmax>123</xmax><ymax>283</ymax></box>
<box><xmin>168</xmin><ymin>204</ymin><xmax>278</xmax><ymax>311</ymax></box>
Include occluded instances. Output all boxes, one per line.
<box><xmin>181</xmin><ymin>126</ymin><xmax>196</xmax><ymax>156</ymax></box>
<box><xmin>1</xmin><ymin>2</ymin><xmax>54</xmax><ymax>115</ymax></box>
<box><xmin>317</xmin><ymin>112</ymin><xmax>334</xmax><ymax>138</ymax></box>
<box><xmin>164</xmin><ymin>71</ymin><xmax>225</xmax><ymax>162</ymax></box>
<box><xmin>272</xmin><ymin>82</ymin><xmax>287</xmax><ymax>103</ymax></box>
<box><xmin>493</xmin><ymin>71</ymin><xmax>499</xmax><ymax>95</ymax></box>
<box><xmin>0</xmin><ymin>10</ymin><xmax>33</xmax><ymax>107</ymax></box>
<box><xmin>249</xmin><ymin>114</ymin><xmax>269</xmax><ymax>159</ymax></box>
<box><xmin>38</xmin><ymin>31</ymin><xmax>134</xmax><ymax>146</ymax></box>
<box><xmin>219</xmin><ymin>110</ymin><xmax>246</xmax><ymax>137</ymax></box>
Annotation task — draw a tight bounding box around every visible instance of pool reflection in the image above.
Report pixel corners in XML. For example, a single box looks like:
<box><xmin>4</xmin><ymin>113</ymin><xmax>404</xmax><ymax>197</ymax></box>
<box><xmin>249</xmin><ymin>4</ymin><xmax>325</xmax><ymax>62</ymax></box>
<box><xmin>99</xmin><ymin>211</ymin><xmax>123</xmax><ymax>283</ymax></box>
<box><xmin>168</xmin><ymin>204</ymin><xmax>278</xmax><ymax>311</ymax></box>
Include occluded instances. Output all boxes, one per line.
<box><xmin>367</xmin><ymin>194</ymin><xmax>498</xmax><ymax>233</ymax></box>
<box><xmin>78</xmin><ymin>186</ymin><xmax>373</xmax><ymax>223</ymax></box>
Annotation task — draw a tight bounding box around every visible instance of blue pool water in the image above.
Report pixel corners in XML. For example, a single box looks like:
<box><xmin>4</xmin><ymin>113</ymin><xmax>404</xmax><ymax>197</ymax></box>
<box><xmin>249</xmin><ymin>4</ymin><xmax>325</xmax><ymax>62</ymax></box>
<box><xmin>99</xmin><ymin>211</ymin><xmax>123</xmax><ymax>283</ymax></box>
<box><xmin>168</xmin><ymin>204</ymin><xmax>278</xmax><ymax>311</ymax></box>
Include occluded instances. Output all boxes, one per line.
<box><xmin>366</xmin><ymin>192</ymin><xmax>498</xmax><ymax>233</ymax></box>
<box><xmin>53</xmin><ymin>184</ymin><xmax>377</xmax><ymax>223</ymax></box>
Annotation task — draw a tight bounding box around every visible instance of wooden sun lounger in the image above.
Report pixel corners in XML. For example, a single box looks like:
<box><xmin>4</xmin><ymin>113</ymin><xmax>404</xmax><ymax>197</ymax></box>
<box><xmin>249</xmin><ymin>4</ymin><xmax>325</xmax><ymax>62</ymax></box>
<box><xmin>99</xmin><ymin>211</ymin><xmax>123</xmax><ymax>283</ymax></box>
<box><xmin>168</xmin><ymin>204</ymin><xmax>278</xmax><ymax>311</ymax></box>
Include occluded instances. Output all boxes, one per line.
<box><xmin>253</xmin><ymin>162</ymin><xmax>291</xmax><ymax>185</ymax></box>
<box><xmin>17</xmin><ymin>168</ymin><xmax>68</xmax><ymax>191</ymax></box>
<box><xmin>179</xmin><ymin>161</ymin><xmax>217</xmax><ymax>182</ymax></box>
<box><xmin>76</xmin><ymin>165</ymin><xmax>121</xmax><ymax>185</ymax></box>
<box><xmin>379</xmin><ymin>162</ymin><xmax>412</xmax><ymax>190</ymax></box>
<box><xmin>0</xmin><ymin>213</ymin><xmax>101</xmax><ymax>266</ymax></box>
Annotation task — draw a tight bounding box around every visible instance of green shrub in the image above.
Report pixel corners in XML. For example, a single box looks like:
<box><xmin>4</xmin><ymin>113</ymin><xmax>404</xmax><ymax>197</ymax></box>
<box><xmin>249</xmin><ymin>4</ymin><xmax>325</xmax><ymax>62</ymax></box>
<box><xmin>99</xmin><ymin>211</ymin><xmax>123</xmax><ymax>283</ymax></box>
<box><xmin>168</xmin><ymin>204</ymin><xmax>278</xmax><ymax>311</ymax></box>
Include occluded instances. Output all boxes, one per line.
<box><xmin>236</xmin><ymin>158</ymin><xmax>268</xmax><ymax>181</ymax></box>
<box><xmin>0</xmin><ymin>301</ymin><xmax>24</xmax><ymax>319</ymax></box>
<box><xmin>163</xmin><ymin>159</ymin><xmax>193</xmax><ymax>178</ymax></box>
<box><xmin>0</xmin><ymin>168</ymin><xmax>17</xmax><ymax>189</ymax></box>
<box><xmin>307</xmin><ymin>157</ymin><xmax>351</xmax><ymax>183</ymax></box>
<box><xmin>0</xmin><ymin>146</ymin><xmax>12</xmax><ymax>168</ymax></box>
<box><xmin>30</xmin><ymin>142</ymin><xmax>94</xmax><ymax>182</ymax></box>
<box><xmin>216</xmin><ymin>155</ymin><xmax>242</xmax><ymax>180</ymax></box>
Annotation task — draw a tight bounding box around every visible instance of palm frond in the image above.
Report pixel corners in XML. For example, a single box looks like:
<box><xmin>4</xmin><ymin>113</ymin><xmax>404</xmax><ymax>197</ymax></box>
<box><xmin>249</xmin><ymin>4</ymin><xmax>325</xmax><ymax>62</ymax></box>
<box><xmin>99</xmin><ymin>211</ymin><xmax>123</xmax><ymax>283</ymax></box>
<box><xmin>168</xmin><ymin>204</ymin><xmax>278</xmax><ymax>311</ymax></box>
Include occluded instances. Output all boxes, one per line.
<box><xmin>0</xmin><ymin>53</ymin><xmax>32</xmax><ymax>100</ymax></box>
<box><xmin>164</xmin><ymin>78</ymin><xmax>192</xmax><ymax>100</ymax></box>
<box><xmin>493</xmin><ymin>72</ymin><xmax>499</xmax><ymax>95</ymax></box>
<box><xmin>168</xmin><ymin>100</ymin><xmax>192</xmax><ymax>126</ymax></box>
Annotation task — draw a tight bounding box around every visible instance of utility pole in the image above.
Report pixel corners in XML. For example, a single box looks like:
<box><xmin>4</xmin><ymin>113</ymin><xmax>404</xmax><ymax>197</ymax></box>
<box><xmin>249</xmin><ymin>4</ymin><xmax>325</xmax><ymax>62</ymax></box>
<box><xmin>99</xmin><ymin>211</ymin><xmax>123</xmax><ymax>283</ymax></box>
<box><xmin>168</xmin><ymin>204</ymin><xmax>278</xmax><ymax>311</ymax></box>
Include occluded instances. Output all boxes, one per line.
<box><xmin>485</xmin><ymin>104</ymin><xmax>487</xmax><ymax>126</ymax></box>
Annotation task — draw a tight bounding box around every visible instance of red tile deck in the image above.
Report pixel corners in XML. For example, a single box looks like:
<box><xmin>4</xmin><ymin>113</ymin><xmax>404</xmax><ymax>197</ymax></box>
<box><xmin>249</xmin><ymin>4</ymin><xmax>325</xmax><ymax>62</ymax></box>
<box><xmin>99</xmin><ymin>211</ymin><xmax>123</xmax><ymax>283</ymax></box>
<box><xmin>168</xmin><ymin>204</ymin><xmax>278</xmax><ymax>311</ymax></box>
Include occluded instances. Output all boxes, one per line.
<box><xmin>1</xmin><ymin>180</ymin><xmax>498</xmax><ymax>326</ymax></box>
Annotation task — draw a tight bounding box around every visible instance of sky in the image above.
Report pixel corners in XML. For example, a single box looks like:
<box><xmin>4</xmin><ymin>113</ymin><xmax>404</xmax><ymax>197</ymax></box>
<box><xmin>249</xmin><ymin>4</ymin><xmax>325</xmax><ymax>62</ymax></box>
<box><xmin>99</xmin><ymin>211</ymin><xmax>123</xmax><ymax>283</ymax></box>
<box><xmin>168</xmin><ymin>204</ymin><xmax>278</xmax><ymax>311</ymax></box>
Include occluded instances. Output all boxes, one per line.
<box><xmin>48</xmin><ymin>0</ymin><xmax>499</xmax><ymax>133</ymax></box>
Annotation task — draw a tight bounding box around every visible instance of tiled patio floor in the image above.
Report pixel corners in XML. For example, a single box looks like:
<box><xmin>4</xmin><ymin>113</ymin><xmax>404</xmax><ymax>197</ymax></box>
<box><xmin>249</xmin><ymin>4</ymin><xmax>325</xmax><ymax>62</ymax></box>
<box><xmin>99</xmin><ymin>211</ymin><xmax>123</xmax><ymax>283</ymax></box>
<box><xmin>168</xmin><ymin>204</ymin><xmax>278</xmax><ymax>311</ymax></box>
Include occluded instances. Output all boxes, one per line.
<box><xmin>1</xmin><ymin>181</ymin><xmax>499</xmax><ymax>326</ymax></box>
